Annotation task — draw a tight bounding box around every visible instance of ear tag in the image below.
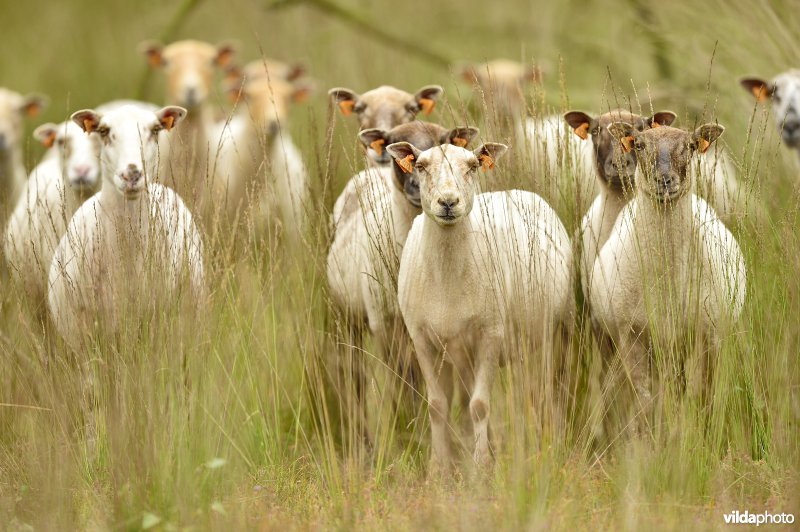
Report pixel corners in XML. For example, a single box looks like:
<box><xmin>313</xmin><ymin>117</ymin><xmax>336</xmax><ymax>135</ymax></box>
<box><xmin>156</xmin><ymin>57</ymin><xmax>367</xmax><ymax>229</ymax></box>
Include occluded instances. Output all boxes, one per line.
<box><xmin>42</xmin><ymin>132</ymin><xmax>56</xmax><ymax>148</ymax></box>
<box><xmin>338</xmin><ymin>100</ymin><xmax>355</xmax><ymax>116</ymax></box>
<box><xmin>479</xmin><ymin>154</ymin><xmax>495</xmax><ymax>170</ymax></box>
<box><xmin>146</xmin><ymin>51</ymin><xmax>162</xmax><ymax>68</ymax></box>
<box><xmin>620</xmin><ymin>136</ymin><xmax>634</xmax><ymax>153</ymax></box>
<box><xmin>162</xmin><ymin>115</ymin><xmax>176</xmax><ymax>131</ymax></box>
<box><xmin>575</xmin><ymin>122</ymin><xmax>590</xmax><ymax>140</ymax></box>
<box><xmin>369</xmin><ymin>138</ymin><xmax>385</xmax><ymax>156</ymax></box>
<box><xmin>397</xmin><ymin>154</ymin><xmax>415</xmax><ymax>173</ymax></box>
<box><xmin>751</xmin><ymin>85</ymin><xmax>770</xmax><ymax>102</ymax></box>
<box><xmin>651</xmin><ymin>121</ymin><xmax>661</xmax><ymax>128</ymax></box>
<box><xmin>83</xmin><ymin>119</ymin><xmax>96</xmax><ymax>134</ymax></box>
<box><xmin>452</xmin><ymin>136</ymin><xmax>468</xmax><ymax>147</ymax></box>
<box><xmin>698</xmin><ymin>138</ymin><xmax>711</xmax><ymax>153</ymax></box>
<box><xmin>419</xmin><ymin>97</ymin><xmax>435</xmax><ymax>115</ymax></box>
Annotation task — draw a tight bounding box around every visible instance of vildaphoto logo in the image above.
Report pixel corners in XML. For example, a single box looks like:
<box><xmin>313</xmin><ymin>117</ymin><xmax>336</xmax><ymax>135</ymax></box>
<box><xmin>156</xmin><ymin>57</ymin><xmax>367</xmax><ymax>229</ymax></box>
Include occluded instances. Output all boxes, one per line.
<box><xmin>723</xmin><ymin>510</ymin><xmax>795</xmax><ymax>526</ymax></box>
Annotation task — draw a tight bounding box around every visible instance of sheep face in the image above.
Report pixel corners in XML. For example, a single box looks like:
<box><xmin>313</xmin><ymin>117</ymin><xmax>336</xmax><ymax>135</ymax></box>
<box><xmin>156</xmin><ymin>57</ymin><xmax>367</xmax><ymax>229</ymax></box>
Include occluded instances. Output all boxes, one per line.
<box><xmin>71</xmin><ymin>105</ymin><xmax>187</xmax><ymax>200</ymax></box>
<box><xmin>33</xmin><ymin>121</ymin><xmax>101</xmax><ymax>193</ymax></box>
<box><xmin>458</xmin><ymin>59</ymin><xmax>541</xmax><ymax>115</ymax></box>
<box><xmin>359</xmin><ymin>122</ymin><xmax>479</xmax><ymax>205</ymax></box>
<box><xmin>608</xmin><ymin>123</ymin><xmax>724</xmax><ymax>203</ymax></box>
<box><xmin>232</xmin><ymin>77</ymin><xmax>311</xmax><ymax>137</ymax></box>
<box><xmin>741</xmin><ymin>70</ymin><xmax>800</xmax><ymax>148</ymax></box>
<box><xmin>0</xmin><ymin>88</ymin><xmax>46</xmax><ymax>153</ymax></box>
<box><xmin>387</xmin><ymin>142</ymin><xmax>507</xmax><ymax>226</ymax></box>
<box><xmin>141</xmin><ymin>40</ymin><xmax>235</xmax><ymax>109</ymax></box>
<box><xmin>564</xmin><ymin>109</ymin><xmax>676</xmax><ymax>189</ymax></box>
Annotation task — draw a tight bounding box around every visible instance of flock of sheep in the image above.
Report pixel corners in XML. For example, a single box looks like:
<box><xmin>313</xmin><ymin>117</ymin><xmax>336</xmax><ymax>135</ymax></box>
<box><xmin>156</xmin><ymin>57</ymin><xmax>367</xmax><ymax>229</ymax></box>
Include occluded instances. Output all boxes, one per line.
<box><xmin>0</xmin><ymin>40</ymin><xmax>793</xmax><ymax>473</ymax></box>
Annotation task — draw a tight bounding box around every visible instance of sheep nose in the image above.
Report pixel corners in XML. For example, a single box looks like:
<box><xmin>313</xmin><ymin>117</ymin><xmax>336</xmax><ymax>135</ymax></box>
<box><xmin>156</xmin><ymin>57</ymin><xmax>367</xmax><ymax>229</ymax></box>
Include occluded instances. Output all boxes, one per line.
<box><xmin>122</xmin><ymin>164</ymin><xmax>143</xmax><ymax>182</ymax></box>
<box><xmin>73</xmin><ymin>165</ymin><xmax>91</xmax><ymax>178</ymax></box>
<box><xmin>438</xmin><ymin>197</ymin><xmax>460</xmax><ymax>209</ymax></box>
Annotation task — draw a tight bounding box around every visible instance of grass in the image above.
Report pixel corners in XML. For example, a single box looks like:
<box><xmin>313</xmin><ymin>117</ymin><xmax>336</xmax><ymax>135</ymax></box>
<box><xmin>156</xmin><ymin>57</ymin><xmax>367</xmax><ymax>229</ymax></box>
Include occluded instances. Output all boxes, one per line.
<box><xmin>1</xmin><ymin>0</ymin><xmax>799</xmax><ymax>529</ymax></box>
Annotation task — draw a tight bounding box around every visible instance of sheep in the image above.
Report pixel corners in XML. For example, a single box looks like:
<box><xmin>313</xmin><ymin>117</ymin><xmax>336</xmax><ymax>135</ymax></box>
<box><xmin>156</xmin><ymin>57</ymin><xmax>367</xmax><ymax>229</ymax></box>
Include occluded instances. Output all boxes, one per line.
<box><xmin>389</xmin><ymin>141</ymin><xmax>574</xmax><ymax>470</ymax></box>
<box><xmin>5</xmin><ymin>101</ymin><xmax>158</xmax><ymax>315</ymax></box>
<box><xmin>590</xmin><ymin>122</ymin><xmax>746</xmax><ymax>434</ymax></box>
<box><xmin>210</xmin><ymin>71</ymin><xmax>313</xmax><ymax>240</ymax></box>
<box><xmin>140</xmin><ymin>40</ymin><xmax>236</xmax><ymax>209</ymax></box>
<box><xmin>741</xmin><ymin>70</ymin><xmax>800</xmax><ymax>162</ymax></box>
<box><xmin>563</xmin><ymin>109</ymin><xmax>677</xmax><ymax>305</ymax></box>
<box><xmin>458</xmin><ymin>59</ymin><xmax>596</xmax><ymax>211</ymax></box>
<box><xmin>47</xmin><ymin>104</ymin><xmax>205</xmax><ymax>351</ymax></box>
<box><xmin>326</xmin><ymin>122</ymin><xmax>479</xmax><ymax>439</ymax></box>
<box><xmin>328</xmin><ymin>85</ymin><xmax>444</xmax><ymax>166</ymax></box>
<box><xmin>0</xmin><ymin>88</ymin><xmax>47</xmax><ymax>232</ymax></box>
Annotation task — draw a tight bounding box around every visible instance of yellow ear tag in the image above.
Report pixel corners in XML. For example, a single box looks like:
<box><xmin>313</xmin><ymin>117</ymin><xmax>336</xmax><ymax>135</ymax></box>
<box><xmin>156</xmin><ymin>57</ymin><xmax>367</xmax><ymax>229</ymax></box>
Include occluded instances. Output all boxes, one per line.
<box><xmin>338</xmin><ymin>100</ymin><xmax>355</xmax><ymax>116</ymax></box>
<box><xmin>397</xmin><ymin>154</ymin><xmax>415</xmax><ymax>173</ymax></box>
<box><xmin>575</xmin><ymin>122</ymin><xmax>590</xmax><ymax>140</ymax></box>
<box><xmin>369</xmin><ymin>138</ymin><xmax>385</xmax><ymax>156</ymax></box>
<box><xmin>698</xmin><ymin>138</ymin><xmax>710</xmax><ymax>153</ymax></box>
<box><xmin>452</xmin><ymin>137</ymin><xmax>468</xmax><ymax>147</ymax></box>
<box><xmin>620</xmin><ymin>135</ymin><xmax>634</xmax><ymax>153</ymax></box>
<box><xmin>479</xmin><ymin>154</ymin><xmax>495</xmax><ymax>171</ymax></box>
<box><xmin>83</xmin><ymin>119</ymin><xmax>96</xmax><ymax>134</ymax></box>
<box><xmin>162</xmin><ymin>115</ymin><xmax>175</xmax><ymax>131</ymax></box>
<box><xmin>419</xmin><ymin>98</ymin><xmax>435</xmax><ymax>115</ymax></box>
<box><xmin>42</xmin><ymin>132</ymin><xmax>56</xmax><ymax>148</ymax></box>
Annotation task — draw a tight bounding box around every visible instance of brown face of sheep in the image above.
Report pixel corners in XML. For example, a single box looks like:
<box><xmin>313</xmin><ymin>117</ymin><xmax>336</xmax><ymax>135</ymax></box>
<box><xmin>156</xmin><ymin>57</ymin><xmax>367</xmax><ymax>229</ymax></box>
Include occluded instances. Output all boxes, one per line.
<box><xmin>358</xmin><ymin>122</ymin><xmax>479</xmax><ymax>207</ymax></box>
<box><xmin>329</xmin><ymin>85</ymin><xmax>443</xmax><ymax>132</ymax></box>
<box><xmin>564</xmin><ymin>109</ymin><xmax>677</xmax><ymax>190</ymax></box>
<box><xmin>607</xmin><ymin>123</ymin><xmax>724</xmax><ymax>203</ymax></box>
<box><xmin>141</xmin><ymin>40</ymin><xmax>235</xmax><ymax>109</ymax></box>
<box><xmin>741</xmin><ymin>71</ymin><xmax>800</xmax><ymax>148</ymax></box>
<box><xmin>386</xmin><ymin>142</ymin><xmax>507</xmax><ymax>226</ymax></box>
<box><xmin>458</xmin><ymin>59</ymin><xmax>541</xmax><ymax>115</ymax></box>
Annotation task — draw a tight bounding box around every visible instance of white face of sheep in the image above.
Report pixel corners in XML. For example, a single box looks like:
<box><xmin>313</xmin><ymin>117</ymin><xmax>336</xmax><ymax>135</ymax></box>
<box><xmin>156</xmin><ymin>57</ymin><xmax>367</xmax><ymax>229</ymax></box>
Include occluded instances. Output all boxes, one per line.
<box><xmin>386</xmin><ymin>142</ymin><xmax>507</xmax><ymax>226</ymax></box>
<box><xmin>741</xmin><ymin>71</ymin><xmax>800</xmax><ymax>148</ymax></box>
<box><xmin>0</xmin><ymin>88</ymin><xmax>47</xmax><ymax>154</ymax></box>
<box><xmin>70</xmin><ymin>105</ymin><xmax>187</xmax><ymax>200</ymax></box>
<box><xmin>607</xmin><ymin>123</ymin><xmax>724</xmax><ymax>203</ymax></box>
<box><xmin>33</xmin><ymin>121</ymin><xmax>101</xmax><ymax>192</ymax></box>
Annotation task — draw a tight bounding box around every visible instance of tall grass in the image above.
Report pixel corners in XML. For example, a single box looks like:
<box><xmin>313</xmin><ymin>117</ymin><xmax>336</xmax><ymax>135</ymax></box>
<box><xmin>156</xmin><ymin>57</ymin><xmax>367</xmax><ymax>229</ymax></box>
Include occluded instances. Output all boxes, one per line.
<box><xmin>0</xmin><ymin>0</ymin><xmax>798</xmax><ymax>529</ymax></box>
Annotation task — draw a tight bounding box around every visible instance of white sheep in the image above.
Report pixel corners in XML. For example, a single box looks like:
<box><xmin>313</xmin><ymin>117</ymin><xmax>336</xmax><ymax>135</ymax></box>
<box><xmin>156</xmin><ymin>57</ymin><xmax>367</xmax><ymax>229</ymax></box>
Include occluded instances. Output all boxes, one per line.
<box><xmin>48</xmin><ymin>104</ymin><xmax>205</xmax><ymax>351</ymax></box>
<box><xmin>5</xmin><ymin>101</ymin><xmax>158</xmax><ymax>313</ymax></box>
<box><xmin>140</xmin><ymin>40</ymin><xmax>236</xmax><ymax>209</ymax></box>
<box><xmin>328</xmin><ymin>84</ymin><xmax>444</xmax><ymax>166</ymax></box>
<box><xmin>390</xmin><ymin>141</ymin><xmax>574</xmax><ymax>470</ymax></box>
<box><xmin>211</xmin><ymin>72</ymin><xmax>313</xmax><ymax>240</ymax></box>
<box><xmin>590</xmin><ymin>122</ymin><xmax>746</xmax><ymax>431</ymax></box>
<box><xmin>0</xmin><ymin>88</ymin><xmax>47</xmax><ymax>232</ymax></box>
<box><xmin>458</xmin><ymin>60</ymin><xmax>596</xmax><ymax>209</ymax></box>
<box><xmin>327</xmin><ymin>122</ymin><xmax>479</xmax><ymax>433</ymax></box>
<box><xmin>741</xmin><ymin>71</ymin><xmax>800</xmax><ymax>162</ymax></box>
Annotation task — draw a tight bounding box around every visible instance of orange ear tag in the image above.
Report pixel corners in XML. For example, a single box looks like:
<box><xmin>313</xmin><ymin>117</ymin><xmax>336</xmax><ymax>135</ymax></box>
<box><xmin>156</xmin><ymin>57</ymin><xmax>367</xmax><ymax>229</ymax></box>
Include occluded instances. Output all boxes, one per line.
<box><xmin>42</xmin><ymin>132</ymin><xmax>56</xmax><ymax>148</ymax></box>
<box><xmin>419</xmin><ymin>98</ymin><xmax>435</xmax><ymax>115</ymax></box>
<box><xmin>575</xmin><ymin>122</ymin><xmax>590</xmax><ymax>140</ymax></box>
<box><xmin>83</xmin><ymin>119</ymin><xmax>96</xmax><ymax>134</ymax></box>
<box><xmin>397</xmin><ymin>154</ymin><xmax>415</xmax><ymax>173</ymax></box>
<box><xmin>369</xmin><ymin>138</ymin><xmax>385</xmax><ymax>156</ymax></box>
<box><xmin>338</xmin><ymin>100</ymin><xmax>355</xmax><ymax>116</ymax></box>
<box><xmin>162</xmin><ymin>115</ymin><xmax>175</xmax><ymax>131</ymax></box>
<box><xmin>620</xmin><ymin>136</ymin><xmax>633</xmax><ymax>153</ymax></box>
<box><xmin>651</xmin><ymin>121</ymin><xmax>661</xmax><ymax>128</ymax></box>
<box><xmin>479</xmin><ymin>154</ymin><xmax>495</xmax><ymax>170</ymax></box>
<box><xmin>452</xmin><ymin>137</ymin><xmax>468</xmax><ymax>147</ymax></box>
<box><xmin>698</xmin><ymin>138</ymin><xmax>710</xmax><ymax>153</ymax></box>
<box><xmin>751</xmin><ymin>85</ymin><xmax>770</xmax><ymax>102</ymax></box>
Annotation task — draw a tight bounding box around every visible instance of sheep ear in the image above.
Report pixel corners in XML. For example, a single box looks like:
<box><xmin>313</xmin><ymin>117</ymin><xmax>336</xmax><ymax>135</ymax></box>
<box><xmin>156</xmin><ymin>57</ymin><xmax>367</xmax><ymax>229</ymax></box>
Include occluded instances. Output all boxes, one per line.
<box><xmin>329</xmin><ymin>88</ymin><xmax>359</xmax><ymax>116</ymax></box>
<box><xmin>564</xmin><ymin>111</ymin><xmax>594</xmax><ymax>140</ymax></box>
<box><xmin>648</xmin><ymin>111</ymin><xmax>677</xmax><ymax>128</ymax></box>
<box><xmin>214</xmin><ymin>42</ymin><xmax>237</xmax><ymax>68</ymax></box>
<box><xmin>20</xmin><ymin>94</ymin><xmax>47</xmax><ymax>118</ymax></box>
<box><xmin>71</xmin><ymin>110</ymin><xmax>101</xmax><ymax>134</ymax></box>
<box><xmin>139</xmin><ymin>41</ymin><xmax>164</xmax><ymax>68</ymax></box>
<box><xmin>224</xmin><ymin>65</ymin><xmax>244</xmax><ymax>86</ymax></box>
<box><xmin>33</xmin><ymin>123</ymin><xmax>59</xmax><ymax>148</ymax></box>
<box><xmin>443</xmin><ymin>126</ymin><xmax>479</xmax><ymax>148</ymax></box>
<box><xmin>458</xmin><ymin>63</ymin><xmax>479</xmax><ymax>84</ymax></box>
<box><xmin>292</xmin><ymin>80</ymin><xmax>315</xmax><ymax>104</ymax></box>
<box><xmin>607</xmin><ymin>122</ymin><xmax>636</xmax><ymax>153</ymax></box>
<box><xmin>740</xmin><ymin>77</ymin><xmax>774</xmax><ymax>102</ymax></box>
<box><xmin>414</xmin><ymin>85</ymin><xmax>444</xmax><ymax>115</ymax></box>
<box><xmin>474</xmin><ymin>143</ymin><xmax>508</xmax><ymax>171</ymax></box>
<box><xmin>693</xmin><ymin>123</ymin><xmax>724</xmax><ymax>154</ymax></box>
<box><xmin>156</xmin><ymin>106</ymin><xmax>187</xmax><ymax>132</ymax></box>
<box><xmin>285</xmin><ymin>63</ymin><xmax>306</xmax><ymax>82</ymax></box>
<box><xmin>386</xmin><ymin>142</ymin><xmax>421</xmax><ymax>174</ymax></box>
<box><xmin>359</xmin><ymin>128</ymin><xmax>389</xmax><ymax>157</ymax></box>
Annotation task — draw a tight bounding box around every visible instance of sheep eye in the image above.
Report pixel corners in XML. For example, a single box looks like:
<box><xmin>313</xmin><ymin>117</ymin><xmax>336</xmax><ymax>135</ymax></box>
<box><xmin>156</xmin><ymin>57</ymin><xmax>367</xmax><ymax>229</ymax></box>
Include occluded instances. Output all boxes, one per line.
<box><xmin>56</xmin><ymin>138</ymin><xmax>65</xmax><ymax>147</ymax></box>
<box><xmin>353</xmin><ymin>103</ymin><xmax>366</xmax><ymax>113</ymax></box>
<box><xmin>96</xmin><ymin>126</ymin><xmax>110</xmax><ymax>137</ymax></box>
<box><xmin>633</xmin><ymin>140</ymin><xmax>645</xmax><ymax>151</ymax></box>
<box><xmin>406</xmin><ymin>104</ymin><xmax>420</xmax><ymax>114</ymax></box>
<box><xmin>151</xmin><ymin>125</ymin><xmax>163</xmax><ymax>137</ymax></box>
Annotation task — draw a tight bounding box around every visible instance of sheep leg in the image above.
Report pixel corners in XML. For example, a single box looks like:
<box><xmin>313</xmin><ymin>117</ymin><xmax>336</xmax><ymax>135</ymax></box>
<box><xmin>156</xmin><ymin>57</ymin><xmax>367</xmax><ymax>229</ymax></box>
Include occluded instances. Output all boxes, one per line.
<box><xmin>470</xmin><ymin>335</ymin><xmax>499</xmax><ymax>469</ymax></box>
<box><xmin>618</xmin><ymin>330</ymin><xmax>652</xmax><ymax>438</ymax></box>
<box><xmin>413</xmin><ymin>336</ymin><xmax>454</xmax><ymax>472</ymax></box>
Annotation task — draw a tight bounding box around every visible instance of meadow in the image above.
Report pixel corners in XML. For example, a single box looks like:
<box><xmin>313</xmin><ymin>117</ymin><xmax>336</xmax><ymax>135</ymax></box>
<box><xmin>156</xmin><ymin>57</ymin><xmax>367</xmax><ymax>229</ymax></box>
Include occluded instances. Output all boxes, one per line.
<box><xmin>0</xmin><ymin>0</ymin><xmax>798</xmax><ymax>529</ymax></box>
